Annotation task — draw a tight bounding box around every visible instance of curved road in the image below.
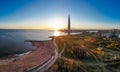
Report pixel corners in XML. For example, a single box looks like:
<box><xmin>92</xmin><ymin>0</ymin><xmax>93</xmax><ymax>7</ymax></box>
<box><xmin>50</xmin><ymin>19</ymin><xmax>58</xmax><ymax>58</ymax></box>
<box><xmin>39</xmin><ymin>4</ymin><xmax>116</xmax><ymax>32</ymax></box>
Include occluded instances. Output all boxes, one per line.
<box><xmin>26</xmin><ymin>38</ymin><xmax>58</xmax><ymax>72</ymax></box>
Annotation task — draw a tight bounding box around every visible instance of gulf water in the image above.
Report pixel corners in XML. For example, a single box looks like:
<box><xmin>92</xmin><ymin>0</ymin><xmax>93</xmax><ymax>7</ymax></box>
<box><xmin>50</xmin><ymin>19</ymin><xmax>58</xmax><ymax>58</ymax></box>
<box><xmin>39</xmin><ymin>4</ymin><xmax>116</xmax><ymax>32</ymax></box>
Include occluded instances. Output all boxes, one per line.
<box><xmin>0</xmin><ymin>29</ymin><xmax>53</xmax><ymax>57</ymax></box>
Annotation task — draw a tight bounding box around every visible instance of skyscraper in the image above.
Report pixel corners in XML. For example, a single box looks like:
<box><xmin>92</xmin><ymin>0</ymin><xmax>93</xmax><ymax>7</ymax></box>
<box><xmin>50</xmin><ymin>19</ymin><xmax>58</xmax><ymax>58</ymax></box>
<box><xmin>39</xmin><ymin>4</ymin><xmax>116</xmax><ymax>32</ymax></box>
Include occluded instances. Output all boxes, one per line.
<box><xmin>68</xmin><ymin>15</ymin><xmax>71</xmax><ymax>35</ymax></box>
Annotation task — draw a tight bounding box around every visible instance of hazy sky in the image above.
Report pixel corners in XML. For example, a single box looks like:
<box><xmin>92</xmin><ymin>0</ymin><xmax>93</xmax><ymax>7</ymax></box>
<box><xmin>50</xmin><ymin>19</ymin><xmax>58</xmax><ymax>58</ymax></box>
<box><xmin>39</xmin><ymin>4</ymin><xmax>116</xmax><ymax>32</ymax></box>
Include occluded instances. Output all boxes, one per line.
<box><xmin>0</xmin><ymin>0</ymin><xmax>120</xmax><ymax>29</ymax></box>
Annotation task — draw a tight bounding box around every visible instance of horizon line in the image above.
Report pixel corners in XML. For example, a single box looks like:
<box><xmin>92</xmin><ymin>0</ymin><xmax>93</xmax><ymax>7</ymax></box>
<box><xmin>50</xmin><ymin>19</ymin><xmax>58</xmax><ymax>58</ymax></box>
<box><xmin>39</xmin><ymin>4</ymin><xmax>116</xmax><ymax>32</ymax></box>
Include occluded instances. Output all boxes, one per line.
<box><xmin>0</xmin><ymin>28</ymin><xmax>119</xmax><ymax>30</ymax></box>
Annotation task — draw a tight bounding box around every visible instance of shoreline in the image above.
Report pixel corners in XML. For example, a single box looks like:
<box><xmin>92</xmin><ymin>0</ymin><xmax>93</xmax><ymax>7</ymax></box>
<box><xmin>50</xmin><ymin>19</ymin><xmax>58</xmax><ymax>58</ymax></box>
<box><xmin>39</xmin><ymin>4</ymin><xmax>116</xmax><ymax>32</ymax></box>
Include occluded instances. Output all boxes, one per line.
<box><xmin>0</xmin><ymin>39</ymin><xmax>55</xmax><ymax>72</ymax></box>
<box><xmin>15</xmin><ymin>51</ymin><xmax>32</xmax><ymax>57</ymax></box>
<box><xmin>0</xmin><ymin>51</ymin><xmax>32</xmax><ymax>60</ymax></box>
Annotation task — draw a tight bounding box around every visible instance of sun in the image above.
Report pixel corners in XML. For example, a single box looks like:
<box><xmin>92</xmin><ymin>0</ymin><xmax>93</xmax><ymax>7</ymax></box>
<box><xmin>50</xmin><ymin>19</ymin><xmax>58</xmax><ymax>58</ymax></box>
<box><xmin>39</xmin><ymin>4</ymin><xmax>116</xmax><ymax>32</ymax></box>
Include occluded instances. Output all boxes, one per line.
<box><xmin>50</xmin><ymin>17</ymin><xmax>64</xmax><ymax>30</ymax></box>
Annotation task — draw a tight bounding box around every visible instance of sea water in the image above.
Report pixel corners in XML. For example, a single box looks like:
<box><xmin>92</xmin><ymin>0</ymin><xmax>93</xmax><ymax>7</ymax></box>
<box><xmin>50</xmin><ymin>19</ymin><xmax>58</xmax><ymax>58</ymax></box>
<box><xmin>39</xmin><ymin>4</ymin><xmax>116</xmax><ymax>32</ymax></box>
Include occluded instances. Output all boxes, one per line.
<box><xmin>0</xmin><ymin>29</ymin><xmax>53</xmax><ymax>57</ymax></box>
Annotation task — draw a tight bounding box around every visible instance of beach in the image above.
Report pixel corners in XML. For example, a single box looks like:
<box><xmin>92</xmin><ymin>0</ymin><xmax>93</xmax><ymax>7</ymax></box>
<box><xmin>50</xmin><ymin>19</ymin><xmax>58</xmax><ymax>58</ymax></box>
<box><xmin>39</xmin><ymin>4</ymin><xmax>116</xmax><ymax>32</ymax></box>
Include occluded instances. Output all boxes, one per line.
<box><xmin>0</xmin><ymin>40</ymin><xmax>55</xmax><ymax>72</ymax></box>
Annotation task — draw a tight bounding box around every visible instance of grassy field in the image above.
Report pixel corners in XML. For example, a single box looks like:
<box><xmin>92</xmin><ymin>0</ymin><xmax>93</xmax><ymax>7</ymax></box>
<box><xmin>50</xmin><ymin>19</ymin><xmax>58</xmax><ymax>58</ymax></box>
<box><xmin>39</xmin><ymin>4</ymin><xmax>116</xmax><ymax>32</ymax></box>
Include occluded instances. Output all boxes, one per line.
<box><xmin>47</xmin><ymin>34</ymin><xmax>120</xmax><ymax>72</ymax></box>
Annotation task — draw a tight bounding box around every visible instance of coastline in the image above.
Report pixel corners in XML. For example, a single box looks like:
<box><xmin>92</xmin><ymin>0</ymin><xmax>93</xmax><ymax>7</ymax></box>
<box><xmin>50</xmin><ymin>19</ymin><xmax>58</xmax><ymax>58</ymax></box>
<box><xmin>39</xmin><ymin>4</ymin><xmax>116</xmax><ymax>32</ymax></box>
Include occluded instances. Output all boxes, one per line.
<box><xmin>0</xmin><ymin>39</ymin><xmax>56</xmax><ymax>72</ymax></box>
<box><xmin>0</xmin><ymin>51</ymin><xmax>32</xmax><ymax>60</ymax></box>
<box><xmin>15</xmin><ymin>51</ymin><xmax>32</xmax><ymax>57</ymax></box>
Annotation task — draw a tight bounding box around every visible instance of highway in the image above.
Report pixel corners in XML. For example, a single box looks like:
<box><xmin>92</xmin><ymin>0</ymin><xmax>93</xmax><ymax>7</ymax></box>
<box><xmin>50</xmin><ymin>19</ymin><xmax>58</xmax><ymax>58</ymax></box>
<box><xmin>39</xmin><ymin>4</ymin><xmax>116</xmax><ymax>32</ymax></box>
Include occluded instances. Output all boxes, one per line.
<box><xmin>26</xmin><ymin>38</ymin><xmax>58</xmax><ymax>72</ymax></box>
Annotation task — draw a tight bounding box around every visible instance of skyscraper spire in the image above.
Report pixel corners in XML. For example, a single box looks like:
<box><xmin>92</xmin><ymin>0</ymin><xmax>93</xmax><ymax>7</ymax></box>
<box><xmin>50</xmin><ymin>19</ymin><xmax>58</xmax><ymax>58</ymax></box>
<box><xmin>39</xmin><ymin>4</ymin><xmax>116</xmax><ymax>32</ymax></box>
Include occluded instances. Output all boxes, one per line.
<box><xmin>68</xmin><ymin>14</ymin><xmax>71</xmax><ymax>35</ymax></box>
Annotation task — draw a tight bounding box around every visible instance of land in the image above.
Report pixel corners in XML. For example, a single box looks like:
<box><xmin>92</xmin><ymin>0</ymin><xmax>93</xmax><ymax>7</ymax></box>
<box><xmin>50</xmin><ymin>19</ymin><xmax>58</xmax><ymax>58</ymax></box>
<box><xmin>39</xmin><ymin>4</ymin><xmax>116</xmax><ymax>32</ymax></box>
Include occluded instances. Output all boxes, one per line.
<box><xmin>47</xmin><ymin>34</ymin><xmax>120</xmax><ymax>72</ymax></box>
<box><xmin>0</xmin><ymin>40</ymin><xmax>55</xmax><ymax>72</ymax></box>
<box><xmin>0</xmin><ymin>33</ymin><xmax>120</xmax><ymax>72</ymax></box>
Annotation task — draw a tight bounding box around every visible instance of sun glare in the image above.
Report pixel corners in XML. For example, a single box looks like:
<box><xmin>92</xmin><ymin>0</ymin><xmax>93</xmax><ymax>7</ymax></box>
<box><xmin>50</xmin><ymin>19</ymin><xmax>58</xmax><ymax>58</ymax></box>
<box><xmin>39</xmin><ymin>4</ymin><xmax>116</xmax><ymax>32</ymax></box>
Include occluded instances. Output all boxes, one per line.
<box><xmin>50</xmin><ymin>17</ymin><xmax>64</xmax><ymax>30</ymax></box>
<box><xmin>54</xmin><ymin>30</ymin><xmax>60</xmax><ymax>36</ymax></box>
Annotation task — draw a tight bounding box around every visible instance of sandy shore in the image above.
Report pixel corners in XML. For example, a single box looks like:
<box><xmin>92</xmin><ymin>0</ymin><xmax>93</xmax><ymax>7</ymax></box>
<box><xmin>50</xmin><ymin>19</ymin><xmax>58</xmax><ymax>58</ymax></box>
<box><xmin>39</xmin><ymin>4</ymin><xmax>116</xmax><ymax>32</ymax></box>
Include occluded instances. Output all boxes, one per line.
<box><xmin>0</xmin><ymin>41</ymin><xmax>54</xmax><ymax>72</ymax></box>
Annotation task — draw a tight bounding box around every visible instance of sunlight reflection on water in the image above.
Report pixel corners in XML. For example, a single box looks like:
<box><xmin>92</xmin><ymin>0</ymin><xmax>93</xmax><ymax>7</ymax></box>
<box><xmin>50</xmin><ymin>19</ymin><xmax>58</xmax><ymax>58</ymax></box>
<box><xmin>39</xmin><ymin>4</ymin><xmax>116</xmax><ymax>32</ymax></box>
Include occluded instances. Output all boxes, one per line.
<box><xmin>53</xmin><ymin>30</ymin><xmax>60</xmax><ymax>36</ymax></box>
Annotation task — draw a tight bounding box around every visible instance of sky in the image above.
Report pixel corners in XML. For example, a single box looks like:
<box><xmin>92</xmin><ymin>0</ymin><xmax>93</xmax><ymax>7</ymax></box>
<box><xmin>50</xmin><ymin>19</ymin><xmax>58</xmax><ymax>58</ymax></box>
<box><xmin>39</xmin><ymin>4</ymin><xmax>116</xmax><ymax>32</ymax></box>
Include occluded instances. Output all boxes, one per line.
<box><xmin>0</xmin><ymin>0</ymin><xmax>120</xmax><ymax>29</ymax></box>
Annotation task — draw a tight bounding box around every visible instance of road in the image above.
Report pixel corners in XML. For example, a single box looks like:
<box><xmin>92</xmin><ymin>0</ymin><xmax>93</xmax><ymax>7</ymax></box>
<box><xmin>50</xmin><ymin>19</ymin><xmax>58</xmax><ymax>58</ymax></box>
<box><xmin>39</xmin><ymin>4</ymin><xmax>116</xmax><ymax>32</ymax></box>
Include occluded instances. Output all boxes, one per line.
<box><xmin>26</xmin><ymin>38</ymin><xmax>58</xmax><ymax>72</ymax></box>
<box><xmin>26</xmin><ymin>36</ymin><xmax>120</xmax><ymax>72</ymax></box>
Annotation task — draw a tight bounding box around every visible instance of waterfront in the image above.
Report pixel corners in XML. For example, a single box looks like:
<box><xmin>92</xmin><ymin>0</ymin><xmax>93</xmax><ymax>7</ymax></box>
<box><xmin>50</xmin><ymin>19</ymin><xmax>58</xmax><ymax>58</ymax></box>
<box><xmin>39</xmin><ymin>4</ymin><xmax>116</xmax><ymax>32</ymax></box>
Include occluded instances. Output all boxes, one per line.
<box><xmin>0</xmin><ymin>30</ymin><xmax>53</xmax><ymax>57</ymax></box>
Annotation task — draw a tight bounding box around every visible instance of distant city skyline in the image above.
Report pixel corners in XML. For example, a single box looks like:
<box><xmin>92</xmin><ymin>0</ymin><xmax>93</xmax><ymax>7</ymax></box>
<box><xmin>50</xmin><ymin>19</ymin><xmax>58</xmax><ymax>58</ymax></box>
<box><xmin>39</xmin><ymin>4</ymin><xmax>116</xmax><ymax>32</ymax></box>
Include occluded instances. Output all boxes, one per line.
<box><xmin>0</xmin><ymin>0</ymin><xmax>120</xmax><ymax>29</ymax></box>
